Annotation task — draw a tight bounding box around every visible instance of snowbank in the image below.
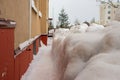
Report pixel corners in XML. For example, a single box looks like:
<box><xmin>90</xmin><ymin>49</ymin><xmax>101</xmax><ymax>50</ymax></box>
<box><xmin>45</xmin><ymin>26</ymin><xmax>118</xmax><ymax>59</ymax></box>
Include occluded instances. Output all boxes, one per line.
<box><xmin>87</xmin><ymin>23</ymin><xmax>104</xmax><ymax>32</ymax></box>
<box><xmin>52</xmin><ymin>31</ymin><xmax>105</xmax><ymax>80</ymax></box>
<box><xmin>75</xmin><ymin>51</ymin><xmax>120</xmax><ymax>80</ymax></box>
<box><xmin>70</xmin><ymin>23</ymin><xmax>88</xmax><ymax>33</ymax></box>
<box><xmin>70</xmin><ymin>23</ymin><xmax>105</xmax><ymax>33</ymax></box>
<box><xmin>51</xmin><ymin>22</ymin><xmax>120</xmax><ymax>80</ymax></box>
<box><xmin>21</xmin><ymin>21</ymin><xmax>120</xmax><ymax>80</ymax></box>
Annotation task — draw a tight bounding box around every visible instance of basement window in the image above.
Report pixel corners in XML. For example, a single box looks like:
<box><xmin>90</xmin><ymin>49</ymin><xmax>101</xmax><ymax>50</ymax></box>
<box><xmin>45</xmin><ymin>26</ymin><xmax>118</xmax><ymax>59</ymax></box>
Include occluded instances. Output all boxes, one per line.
<box><xmin>108</xmin><ymin>6</ymin><xmax>111</xmax><ymax>8</ymax></box>
<box><xmin>108</xmin><ymin>11</ymin><xmax>111</xmax><ymax>14</ymax></box>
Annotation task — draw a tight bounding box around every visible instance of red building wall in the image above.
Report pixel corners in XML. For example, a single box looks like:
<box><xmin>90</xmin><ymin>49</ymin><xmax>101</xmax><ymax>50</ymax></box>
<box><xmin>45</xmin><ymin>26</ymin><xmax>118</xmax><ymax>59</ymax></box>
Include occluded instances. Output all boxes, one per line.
<box><xmin>0</xmin><ymin>28</ymin><xmax>15</xmax><ymax>80</ymax></box>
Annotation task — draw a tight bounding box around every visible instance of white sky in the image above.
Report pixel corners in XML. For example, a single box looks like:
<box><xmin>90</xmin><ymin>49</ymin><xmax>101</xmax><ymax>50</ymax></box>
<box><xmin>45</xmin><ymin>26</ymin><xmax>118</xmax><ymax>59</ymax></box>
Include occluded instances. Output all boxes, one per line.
<box><xmin>49</xmin><ymin>0</ymin><xmax>101</xmax><ymax>26</ymax></box>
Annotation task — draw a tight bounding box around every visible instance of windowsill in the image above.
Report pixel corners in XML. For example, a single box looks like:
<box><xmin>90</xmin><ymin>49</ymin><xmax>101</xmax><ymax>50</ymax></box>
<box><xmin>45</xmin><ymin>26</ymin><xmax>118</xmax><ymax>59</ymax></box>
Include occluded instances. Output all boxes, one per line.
<box><xmin>32</xmin><ymin>0</ymin><xmax>38</xmax><ymax>14</ymax></box>
<box><xmin>38</xmin><ymin>11</ymin><xmax>42</xmax><ymax>17</ymax></box>
<box><xmin>31</xmin><ymin>0</ymin><xmax>42</xmax><ymax>17</ymax></box>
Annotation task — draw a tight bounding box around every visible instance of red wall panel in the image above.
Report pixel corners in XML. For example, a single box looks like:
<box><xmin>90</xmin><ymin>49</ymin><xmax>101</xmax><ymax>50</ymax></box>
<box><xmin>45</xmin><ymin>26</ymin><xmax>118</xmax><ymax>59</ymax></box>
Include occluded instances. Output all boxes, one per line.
<box><xmin>14</xmin><ymin>43</ymin><xmax>33</xmax><ymax>80</ymax></box>
<box><xmin>40</xmin><ymin>35</ymin><xmax>48</xmax><ymax>45</ymax></box>
<box><xmin>27</xmin><ymin>44</ymin><xmax>33</xmax><ymax>63</ymax></box>
<box><xmin>19</xmin><ymin>50</ymin><xmax>30</xmax><ymax>77</ymax></box>
<box><xmin>14</xmin><ymin>56</ymin><xmax>20</xmax><ymax>80</ymax></box>
<box><xmin>0</xmin><ymin>28</ymin><xmax>14</xmax><ymax>80</ymax></box>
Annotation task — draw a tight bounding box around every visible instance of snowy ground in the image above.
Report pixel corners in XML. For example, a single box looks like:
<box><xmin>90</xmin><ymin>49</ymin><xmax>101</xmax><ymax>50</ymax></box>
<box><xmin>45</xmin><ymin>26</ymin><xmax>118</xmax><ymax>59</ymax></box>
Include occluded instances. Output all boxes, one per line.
<box><xmin>21</xmin><ymin>37</ymin><xmax>56</xmax><ymax>80</ymax></box>
<box><xmin>21</xmin><ymin>21</ymin><xmax>120</xmax><ymax>80</ymax></box>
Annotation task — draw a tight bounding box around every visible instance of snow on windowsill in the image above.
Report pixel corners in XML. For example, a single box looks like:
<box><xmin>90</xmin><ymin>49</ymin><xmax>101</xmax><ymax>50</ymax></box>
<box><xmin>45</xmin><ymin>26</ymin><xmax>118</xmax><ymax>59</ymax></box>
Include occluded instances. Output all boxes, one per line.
<box><xmin>31</xmin><ymin>0</ymin><xmax>42</xmax><ymax>18</ymax></box>
<box><xmin>31</xmin><ymin>0</ymin><xmax>38</xmax><ymax>13</ymax></box>
<box><xmin>38</xmin><ymin>11</ymin><xmax>42</xmax><ymax>17</ymax></box>
<box><xmin>19</xmin><ymin>35</ymin><xmax>40</xmax><ymax>50</ymax></box>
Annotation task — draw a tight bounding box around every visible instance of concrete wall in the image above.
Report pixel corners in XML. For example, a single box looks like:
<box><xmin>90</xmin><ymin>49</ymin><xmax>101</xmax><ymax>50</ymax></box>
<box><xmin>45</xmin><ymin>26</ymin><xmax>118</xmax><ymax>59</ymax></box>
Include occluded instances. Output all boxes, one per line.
<box><xmin>0</xmin><ymin>0</ymin><xmax>30</xmax><ymax>49</ymax></box>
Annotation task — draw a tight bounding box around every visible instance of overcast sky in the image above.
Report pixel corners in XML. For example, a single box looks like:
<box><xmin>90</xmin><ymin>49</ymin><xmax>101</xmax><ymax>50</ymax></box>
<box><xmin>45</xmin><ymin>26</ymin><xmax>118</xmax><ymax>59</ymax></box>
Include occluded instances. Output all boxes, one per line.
<box><xmin>49</xmin><ymin>0</ymin><xmax>101</xmax><ymax>25</ymax></box>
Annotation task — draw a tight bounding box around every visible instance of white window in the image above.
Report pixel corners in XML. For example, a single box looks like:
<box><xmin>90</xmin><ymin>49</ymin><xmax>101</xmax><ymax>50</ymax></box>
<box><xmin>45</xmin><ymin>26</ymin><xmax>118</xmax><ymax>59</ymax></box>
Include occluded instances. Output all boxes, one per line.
<box><xmin>31</xmin><ymin>0</ymin><xmax>38</xmax><ymax>13</ymax></box>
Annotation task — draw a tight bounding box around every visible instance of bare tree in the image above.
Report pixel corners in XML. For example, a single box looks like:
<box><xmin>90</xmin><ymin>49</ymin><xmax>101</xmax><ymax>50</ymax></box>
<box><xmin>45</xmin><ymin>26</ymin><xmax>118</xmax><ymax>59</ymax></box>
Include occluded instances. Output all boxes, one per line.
<box><xmin>98</xmin><ymin>0</ymin><xmax>120</xmax><ymax>8</ymax></box>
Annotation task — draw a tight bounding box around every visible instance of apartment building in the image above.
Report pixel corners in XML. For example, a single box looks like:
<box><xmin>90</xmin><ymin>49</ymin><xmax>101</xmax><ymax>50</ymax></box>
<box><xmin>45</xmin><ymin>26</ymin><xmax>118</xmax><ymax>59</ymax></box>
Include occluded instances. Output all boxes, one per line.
<box><xmin>100</xmin><ymin>2</ymin><xmax>117</xmax><ymax>25</ymax></box>
<box><xmin>0</xmin><ymin>0</ymin><xmax>49</xmax><ymax>49</ymax></box>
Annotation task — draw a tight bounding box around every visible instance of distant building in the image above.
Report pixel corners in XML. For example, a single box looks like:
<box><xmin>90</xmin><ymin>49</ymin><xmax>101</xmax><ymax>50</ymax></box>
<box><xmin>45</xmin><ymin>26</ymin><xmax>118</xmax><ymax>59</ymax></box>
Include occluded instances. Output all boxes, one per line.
<box><xmin>100</xmin><ymin>2</ymin><xmax>120</xmax><ymax>25</ymax></box>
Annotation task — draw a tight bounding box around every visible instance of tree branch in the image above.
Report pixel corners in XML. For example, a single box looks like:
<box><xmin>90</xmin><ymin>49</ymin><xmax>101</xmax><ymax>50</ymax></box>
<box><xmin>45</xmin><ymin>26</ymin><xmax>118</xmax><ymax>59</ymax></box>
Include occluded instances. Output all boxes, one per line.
<box><xmin>100</xmin><ymin>0</ymin><xmax>119</xmax><ymax>8</ymax></box>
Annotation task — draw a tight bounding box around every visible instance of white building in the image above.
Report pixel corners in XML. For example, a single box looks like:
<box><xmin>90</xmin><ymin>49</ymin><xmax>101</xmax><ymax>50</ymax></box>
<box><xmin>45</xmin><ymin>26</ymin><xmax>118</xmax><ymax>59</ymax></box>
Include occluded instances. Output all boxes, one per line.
<box><xmin>100</xmin><ymin>2</ymin><xmax>120</xmax><ymax>26</ymax></box>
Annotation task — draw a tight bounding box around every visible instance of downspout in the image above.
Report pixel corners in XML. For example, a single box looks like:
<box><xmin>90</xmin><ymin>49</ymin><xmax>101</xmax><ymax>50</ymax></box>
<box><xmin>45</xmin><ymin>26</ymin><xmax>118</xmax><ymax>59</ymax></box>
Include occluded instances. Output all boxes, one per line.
<box><xmin>29</xmin><ymin>0</ymin><xmax>32</xmax><ymax>39</ymax></box>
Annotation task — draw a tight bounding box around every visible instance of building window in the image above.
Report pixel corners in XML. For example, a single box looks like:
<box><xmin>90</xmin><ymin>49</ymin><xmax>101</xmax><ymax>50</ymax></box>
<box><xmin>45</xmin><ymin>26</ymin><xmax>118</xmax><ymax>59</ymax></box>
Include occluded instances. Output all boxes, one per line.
<box><xmin>108</xmin><ymin>16</ymin><xmax>111</xmax><ymax>19</ymax></box>
<box><xmin>108</xmin><ymin>11</ymin><xmax>111</xmax><ymax>14</ymax></box>
<box><xmin>108</xmin><ymin>6</ymin><xmax>111</xmax><ymax>8</ymax></box>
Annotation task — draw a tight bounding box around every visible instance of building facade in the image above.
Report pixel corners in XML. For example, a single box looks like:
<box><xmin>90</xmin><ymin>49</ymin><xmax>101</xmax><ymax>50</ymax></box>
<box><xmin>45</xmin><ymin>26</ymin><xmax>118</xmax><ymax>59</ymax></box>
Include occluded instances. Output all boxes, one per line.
<box><xmin>115</xmin><ymin>6</ymin><xmax>120</xmax><ymax>21</ymax></box>
<box><xmin>100</xmin><ymin>2</ymin><xmax>117</xmax><ymax>25</ymax></box>
<box><xmin>100</xmin><ymin>3</ymin><xmax>115</xmax><ymax>25</ymax></box>
<box><xmin>0</xmin><ymin>0</ymin><xmax>49</xmax><ymax>49</ymax></box>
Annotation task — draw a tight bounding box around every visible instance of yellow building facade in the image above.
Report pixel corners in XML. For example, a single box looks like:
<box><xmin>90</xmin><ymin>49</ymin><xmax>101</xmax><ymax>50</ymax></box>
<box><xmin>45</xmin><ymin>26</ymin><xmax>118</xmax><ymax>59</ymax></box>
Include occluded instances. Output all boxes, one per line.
<box><xmin>0</xmin><ymin>0</ymin><xmax>49</xmax><ymax>49</ymax></box>
<box><xmin>100</xmin><ymin>2</ymin><xmax>120</xmax><ymax>25</ymax></box>
<box><xmin>115</xmin><ymin>6</ymin><xmax>120</xmax><ymax>21</ymax></box>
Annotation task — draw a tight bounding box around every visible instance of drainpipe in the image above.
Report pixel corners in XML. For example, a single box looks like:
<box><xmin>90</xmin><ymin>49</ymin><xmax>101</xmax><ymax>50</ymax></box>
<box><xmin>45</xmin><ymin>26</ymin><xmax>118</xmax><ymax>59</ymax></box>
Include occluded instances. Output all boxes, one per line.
<box><xmin>29</xmin><ymin>0</ymin><xmax>32</xmax><ymax>39</ymax></box>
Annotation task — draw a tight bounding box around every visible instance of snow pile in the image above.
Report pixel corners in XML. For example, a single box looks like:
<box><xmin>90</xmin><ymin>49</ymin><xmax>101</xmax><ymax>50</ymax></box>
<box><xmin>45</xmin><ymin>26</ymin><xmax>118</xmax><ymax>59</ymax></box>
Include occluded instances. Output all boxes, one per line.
<box><xmin>79</xmin><ymin>23</ymin><xmax>88</xmax><ymax>32</ymax></box>
<box><xmin>51</xmin><ymin>21</ymin><xmax>120</xmax><ymax>80</ymax></box>
<box><xmin>70</xmin><ymin>23</ymin><xmax>88</xmax><ymax>33</ymax></box>
<box><xmin>75</xmin><ymin>52</ymin><xmax>120</xmax><ymax>80</ymax></box>
<box><xmin>52</xmin><ymin>31</ymin><xmax>105</xmax><ymax>80</ymax></box>
<box><xmin>87</xmin><ymin>23</ymin><xmax>104</xmax><ymax>32</ymax></box>
<box><xmin>107</xmin><ymin>20</ymin><xmax>120</xmax><ymax>27</ymax></box>
<box><xmin>70</xmin><ymin>23</ymin><xmax>104</xmax><ymax>33</ymax></box>
<box><xmin>21</xmin><ymin>21</ymin><xmax>120</xmax><ymax>80</ymax></box>
<box><xmin>54</xmin><ymin>23</ymin><xmax>104</xmax><ymax>38</ymax></box>
<box><xmin>55</xmin><ymin>28</ymin><xmax>69</xmax><ymax>34</ymax></box>
<box><xmin>53</xmin><ymin>28</ymin><xmax>70</xmax><ymax>39</ymax></box>
<box><xmin>70</xmin><ymin>25</ymin><xmax>80</xmax><ymax>33</ymax></box>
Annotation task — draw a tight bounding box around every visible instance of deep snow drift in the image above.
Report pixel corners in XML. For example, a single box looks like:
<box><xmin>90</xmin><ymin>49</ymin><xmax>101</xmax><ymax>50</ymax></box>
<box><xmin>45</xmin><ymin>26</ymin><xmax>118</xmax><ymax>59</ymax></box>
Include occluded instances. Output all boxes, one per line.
<box><xmin>21</xmin><ymin>21</ymin><xmax>120</xmax><ymax>80</ymax></box>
